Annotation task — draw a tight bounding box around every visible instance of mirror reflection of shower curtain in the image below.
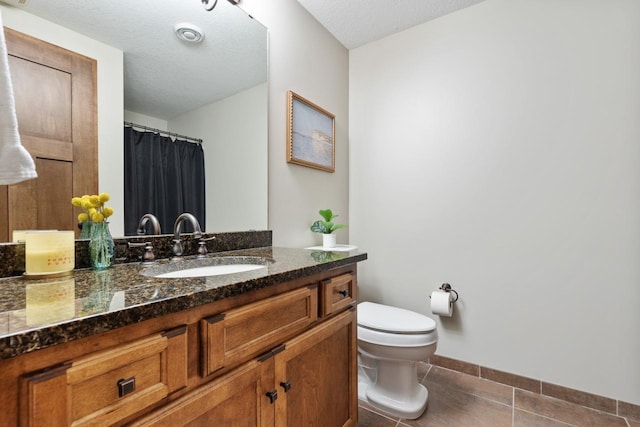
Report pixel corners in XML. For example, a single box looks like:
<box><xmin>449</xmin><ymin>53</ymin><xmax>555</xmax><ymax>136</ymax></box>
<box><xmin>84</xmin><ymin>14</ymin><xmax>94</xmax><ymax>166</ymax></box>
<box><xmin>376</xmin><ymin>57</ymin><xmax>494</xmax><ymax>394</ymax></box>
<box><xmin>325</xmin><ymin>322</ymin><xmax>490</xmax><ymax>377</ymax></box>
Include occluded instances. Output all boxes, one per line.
<box><xmin>124</xmin><ymin>127</ymin><xmax>206</xmax><ymax>235</ymax></box>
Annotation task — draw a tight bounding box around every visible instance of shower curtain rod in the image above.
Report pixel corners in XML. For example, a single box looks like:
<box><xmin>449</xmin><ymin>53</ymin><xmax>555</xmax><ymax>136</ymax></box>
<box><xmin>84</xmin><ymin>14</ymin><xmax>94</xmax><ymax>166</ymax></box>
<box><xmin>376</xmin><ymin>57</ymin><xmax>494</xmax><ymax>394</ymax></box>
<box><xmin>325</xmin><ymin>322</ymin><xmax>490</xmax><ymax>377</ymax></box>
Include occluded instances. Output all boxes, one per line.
<box><xmin>124</xmin><ymin>121</ymin><xmax>203</xmax><ymax>144</ymax></box>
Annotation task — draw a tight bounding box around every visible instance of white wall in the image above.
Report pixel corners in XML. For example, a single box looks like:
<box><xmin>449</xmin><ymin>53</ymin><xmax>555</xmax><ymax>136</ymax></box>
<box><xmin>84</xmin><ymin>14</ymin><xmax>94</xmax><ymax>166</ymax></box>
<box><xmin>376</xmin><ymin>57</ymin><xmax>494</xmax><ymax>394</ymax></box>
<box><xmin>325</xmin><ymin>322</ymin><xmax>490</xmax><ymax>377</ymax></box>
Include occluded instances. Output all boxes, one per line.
<box><xmin>170</xmin><ymin>83</ymin><xmax>268</xmax><ymax>232</ymax></box>
<box><xmin>1</xmin><ymin>5</ymin><xmax>125</xmax><ymax>236</ymax></box>
<box><xmin>350</xmin><ymin>0</ymin><xmax>640</xmax><ymax>404</ymax></box>
<box><xmin>124</xmin><ymin>110</ymin><xmax>168</xmax><ymax>131</ymax></box>
<box><xmin>241</xmin><ymin>0</ymin><xmax>350</xmax><ymax>248</ymax></box>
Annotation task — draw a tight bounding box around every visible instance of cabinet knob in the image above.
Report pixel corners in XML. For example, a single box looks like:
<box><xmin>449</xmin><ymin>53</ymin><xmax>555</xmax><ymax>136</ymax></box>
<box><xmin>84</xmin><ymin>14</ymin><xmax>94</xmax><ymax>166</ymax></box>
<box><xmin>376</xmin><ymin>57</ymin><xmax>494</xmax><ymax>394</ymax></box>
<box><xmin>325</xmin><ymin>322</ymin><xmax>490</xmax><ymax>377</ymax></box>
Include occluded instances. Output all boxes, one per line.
<box><xmin>338</xmin><ymin>289</ymin><xmax>349</xmax><ymax>297</ymax></box>
<box><xmin>280</xmin><ymin>380</ymin><xmax>292</xmax><ymax>392</ymax></box>
<box><xmin>117</xmin><ymin>376</ymin><xmax>136</xmax><ymax>398</ymax></box>
<box><xmin>265</xmin><ymin>389</ymin><xmax>278</xmax><ymax>404</ymax></box>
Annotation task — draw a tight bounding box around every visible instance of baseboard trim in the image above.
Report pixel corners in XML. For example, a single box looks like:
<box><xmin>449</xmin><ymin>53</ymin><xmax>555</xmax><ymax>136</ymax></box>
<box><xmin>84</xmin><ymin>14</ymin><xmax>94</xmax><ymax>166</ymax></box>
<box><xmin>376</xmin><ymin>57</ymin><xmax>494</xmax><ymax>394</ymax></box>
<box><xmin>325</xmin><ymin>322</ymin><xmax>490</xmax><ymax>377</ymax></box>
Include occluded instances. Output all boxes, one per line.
<box><xmin>428</xmin><ymin>354</ymin><xmax>640</xmax><ymax>422</ymax></box>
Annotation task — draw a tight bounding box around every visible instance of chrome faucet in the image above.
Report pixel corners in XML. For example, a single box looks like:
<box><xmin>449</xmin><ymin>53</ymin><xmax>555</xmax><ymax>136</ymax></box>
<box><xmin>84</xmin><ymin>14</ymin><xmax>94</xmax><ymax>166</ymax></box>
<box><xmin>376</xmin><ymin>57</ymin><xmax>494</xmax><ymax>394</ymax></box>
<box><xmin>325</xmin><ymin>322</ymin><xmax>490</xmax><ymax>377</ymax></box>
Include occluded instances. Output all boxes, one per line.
<box><xmin>137</xmin><ymin>213</ymin><xmax>161</xmax><ymax>235</ymax></box>
<box><xmin>172</xmin><ymin>213</ymin><xmax>203</xmax><ymax>259</ymax></box>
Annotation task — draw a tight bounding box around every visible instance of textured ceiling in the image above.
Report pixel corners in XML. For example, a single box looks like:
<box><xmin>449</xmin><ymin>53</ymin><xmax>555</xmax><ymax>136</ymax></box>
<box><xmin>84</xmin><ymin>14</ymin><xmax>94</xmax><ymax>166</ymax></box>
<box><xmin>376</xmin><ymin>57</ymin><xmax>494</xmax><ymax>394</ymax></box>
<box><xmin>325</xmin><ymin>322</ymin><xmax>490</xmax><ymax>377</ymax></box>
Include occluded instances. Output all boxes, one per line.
<box><xmin>2</xmin><ymin>0</ymin><xmax>486</xmax><ymax>119</ymax></box>
<box><xmin>295</xmin><ymin>0</ymin><xmax>487</xmax><ymax>49</ymax></box>
<box><xmin>1</xmin><ymin>0</ymin><xmax>267</xmax><ymax>120</ymax></box>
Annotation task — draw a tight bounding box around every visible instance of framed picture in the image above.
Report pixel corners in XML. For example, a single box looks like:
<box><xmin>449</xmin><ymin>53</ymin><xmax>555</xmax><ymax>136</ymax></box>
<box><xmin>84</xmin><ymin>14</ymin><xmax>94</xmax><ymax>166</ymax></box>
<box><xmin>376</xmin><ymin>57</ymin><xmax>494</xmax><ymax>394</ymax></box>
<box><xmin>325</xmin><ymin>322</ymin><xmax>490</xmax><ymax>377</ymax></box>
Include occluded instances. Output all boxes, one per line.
<box><xmin>287</xmin><ymin>90</ymin><xmax>335</xmax><ymax>172</ymax></box>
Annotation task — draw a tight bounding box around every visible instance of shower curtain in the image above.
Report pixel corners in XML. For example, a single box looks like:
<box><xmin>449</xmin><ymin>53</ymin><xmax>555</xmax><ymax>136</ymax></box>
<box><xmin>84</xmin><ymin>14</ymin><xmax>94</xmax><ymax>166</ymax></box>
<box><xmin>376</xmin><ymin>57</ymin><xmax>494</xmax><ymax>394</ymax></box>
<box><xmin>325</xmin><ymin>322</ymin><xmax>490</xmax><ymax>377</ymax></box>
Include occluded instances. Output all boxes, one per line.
<box><xmin>124</xmin><ymin>127</ymin><xmax>206</xmax><ymax>236</ymax></box>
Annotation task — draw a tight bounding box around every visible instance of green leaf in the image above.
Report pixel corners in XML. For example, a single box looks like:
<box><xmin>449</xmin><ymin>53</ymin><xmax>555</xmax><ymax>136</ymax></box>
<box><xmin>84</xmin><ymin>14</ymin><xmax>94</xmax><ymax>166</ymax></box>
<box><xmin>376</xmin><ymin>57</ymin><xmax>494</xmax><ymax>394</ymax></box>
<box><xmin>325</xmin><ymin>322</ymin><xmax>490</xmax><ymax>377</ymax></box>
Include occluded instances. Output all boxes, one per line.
<box><xmin>318</xmin><ymin>209</ymin><xmax>334</xmax><ymax>222</ymax></box>
<box><xmin>330</xmin><ymin>223</ymin><xmax>347</xmax><ymax>232</ymax></box>
<box><xmin>310</xmin><ymin>220</ymin><xmax>329</xmax><ymax>234</ymax></box>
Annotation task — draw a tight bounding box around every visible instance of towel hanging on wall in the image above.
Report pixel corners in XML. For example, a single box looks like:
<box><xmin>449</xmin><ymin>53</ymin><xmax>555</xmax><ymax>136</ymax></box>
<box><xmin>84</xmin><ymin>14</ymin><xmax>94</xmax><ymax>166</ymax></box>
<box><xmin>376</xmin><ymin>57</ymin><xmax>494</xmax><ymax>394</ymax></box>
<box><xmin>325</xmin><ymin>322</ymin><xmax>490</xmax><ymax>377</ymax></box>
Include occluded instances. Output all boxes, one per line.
<box><xmin>0</xmin><ymin>10</ymin><xmax>37</xmax><ymax>185</ymax></box>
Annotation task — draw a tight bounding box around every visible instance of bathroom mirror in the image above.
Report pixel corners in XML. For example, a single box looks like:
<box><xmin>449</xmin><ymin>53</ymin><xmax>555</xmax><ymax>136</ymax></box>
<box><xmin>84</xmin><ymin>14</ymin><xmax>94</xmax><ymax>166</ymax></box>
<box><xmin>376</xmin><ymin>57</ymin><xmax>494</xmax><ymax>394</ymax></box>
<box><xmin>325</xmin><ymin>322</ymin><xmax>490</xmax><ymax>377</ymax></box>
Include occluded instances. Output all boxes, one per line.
<box><xmin>0</xmin><ymin>0</ymin><xmax>268</xmax><ymax>239</ymax></box>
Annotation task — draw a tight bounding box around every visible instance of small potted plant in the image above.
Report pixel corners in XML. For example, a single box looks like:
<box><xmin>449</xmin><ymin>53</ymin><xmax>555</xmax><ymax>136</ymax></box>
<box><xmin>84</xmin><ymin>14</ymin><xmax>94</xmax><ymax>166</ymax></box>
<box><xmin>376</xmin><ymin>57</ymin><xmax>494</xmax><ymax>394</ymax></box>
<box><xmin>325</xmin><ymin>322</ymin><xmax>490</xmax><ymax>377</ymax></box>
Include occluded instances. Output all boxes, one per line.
<box><xmin>310</xmin><ymin>209</ymin><xmax>347</xmax><ymax>248</ymax></box>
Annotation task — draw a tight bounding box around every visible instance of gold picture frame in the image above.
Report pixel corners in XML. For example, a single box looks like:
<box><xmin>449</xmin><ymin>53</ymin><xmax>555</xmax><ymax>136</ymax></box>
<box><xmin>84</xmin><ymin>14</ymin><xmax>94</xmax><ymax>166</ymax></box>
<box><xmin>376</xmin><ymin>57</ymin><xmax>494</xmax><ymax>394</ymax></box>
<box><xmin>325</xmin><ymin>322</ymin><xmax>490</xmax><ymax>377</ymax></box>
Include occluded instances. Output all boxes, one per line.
<box><xmin>287</xmin><ymin>90</ymin><xmax>335</xmax><ymax>172</ymax></box>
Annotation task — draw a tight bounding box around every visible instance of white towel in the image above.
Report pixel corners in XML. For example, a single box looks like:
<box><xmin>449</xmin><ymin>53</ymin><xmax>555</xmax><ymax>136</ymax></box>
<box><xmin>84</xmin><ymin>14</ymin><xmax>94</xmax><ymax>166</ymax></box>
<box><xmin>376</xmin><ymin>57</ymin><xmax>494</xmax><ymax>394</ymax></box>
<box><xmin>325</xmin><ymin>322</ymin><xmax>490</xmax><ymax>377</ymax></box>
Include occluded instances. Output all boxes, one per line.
<box><xmin>0</xmin><ymin>10</ymin><xmax>37</xmax><ymax>185</ymax></box>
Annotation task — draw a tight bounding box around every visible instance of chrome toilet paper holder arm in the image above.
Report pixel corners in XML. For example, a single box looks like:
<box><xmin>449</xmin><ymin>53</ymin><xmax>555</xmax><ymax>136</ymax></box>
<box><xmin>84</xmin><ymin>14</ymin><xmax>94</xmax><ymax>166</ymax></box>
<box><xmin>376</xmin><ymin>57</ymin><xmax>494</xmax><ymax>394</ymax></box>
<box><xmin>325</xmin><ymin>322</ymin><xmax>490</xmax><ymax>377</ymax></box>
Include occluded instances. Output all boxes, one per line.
<box><xmin>438</xmin><ymin>283</ymin><xmax>459</xmax><ymax>302</ymax></box>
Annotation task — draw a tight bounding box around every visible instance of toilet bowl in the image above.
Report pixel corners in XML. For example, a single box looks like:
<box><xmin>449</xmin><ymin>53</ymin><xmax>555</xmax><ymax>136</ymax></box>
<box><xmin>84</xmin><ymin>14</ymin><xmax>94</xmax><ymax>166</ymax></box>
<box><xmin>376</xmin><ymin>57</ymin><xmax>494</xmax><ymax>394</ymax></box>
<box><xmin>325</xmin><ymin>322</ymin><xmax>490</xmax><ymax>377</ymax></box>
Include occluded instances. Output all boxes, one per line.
<box><xmin>357</xmin><ymin>301</ymin><xmax>438</xmax><ymax>419</ymax></box>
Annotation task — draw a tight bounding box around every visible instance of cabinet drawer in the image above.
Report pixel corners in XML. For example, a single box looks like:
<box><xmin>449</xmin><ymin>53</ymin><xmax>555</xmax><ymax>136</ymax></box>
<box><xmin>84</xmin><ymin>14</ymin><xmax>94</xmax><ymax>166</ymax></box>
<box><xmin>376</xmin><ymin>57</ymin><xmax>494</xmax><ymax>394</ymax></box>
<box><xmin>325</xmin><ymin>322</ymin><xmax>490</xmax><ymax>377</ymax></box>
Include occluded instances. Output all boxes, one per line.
<box><xmin>320</xmin><ymin>272</ymin><xmax>356</xmax><ymax>317</ymax></box>
<box><xmin>201</xmin><ymin>285</ymin><xmax>318</xmax><ymax>377</ymax></box>
<box><xmin>20</xmin><ymin>326</ymin><xmax>188</xmax><ymax>427</ymax></box>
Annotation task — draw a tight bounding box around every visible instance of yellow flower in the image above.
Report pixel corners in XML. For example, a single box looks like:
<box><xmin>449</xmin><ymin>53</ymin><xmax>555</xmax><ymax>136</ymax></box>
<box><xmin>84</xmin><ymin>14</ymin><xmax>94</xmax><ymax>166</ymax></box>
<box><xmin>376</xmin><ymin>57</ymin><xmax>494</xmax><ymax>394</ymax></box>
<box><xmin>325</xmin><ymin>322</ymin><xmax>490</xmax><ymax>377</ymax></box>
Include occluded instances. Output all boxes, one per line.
<box><xmin>72</xmin><ymin>192</ymin><xmax>115</xmax><ymax>223</ymax></box>
<box><xmin>103</xmin><ymin>207</ymin><xmax>114</xmax><ymax>218</ymax></box>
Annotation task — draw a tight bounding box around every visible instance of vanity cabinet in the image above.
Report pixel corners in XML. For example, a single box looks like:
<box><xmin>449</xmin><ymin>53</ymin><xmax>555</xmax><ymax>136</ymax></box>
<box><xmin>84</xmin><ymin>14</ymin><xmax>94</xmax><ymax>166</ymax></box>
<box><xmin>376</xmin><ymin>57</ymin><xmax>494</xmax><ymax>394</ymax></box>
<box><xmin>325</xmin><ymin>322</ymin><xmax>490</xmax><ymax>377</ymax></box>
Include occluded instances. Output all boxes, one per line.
<box><xmin>132</xmin><ymin>306</ymin><xmax>356</xmax><ymax>427</ymax></box>
<box><xmin>0</xmin><ymin>264</ymin><xmax>359</xmax><ymax>427</ymax></box>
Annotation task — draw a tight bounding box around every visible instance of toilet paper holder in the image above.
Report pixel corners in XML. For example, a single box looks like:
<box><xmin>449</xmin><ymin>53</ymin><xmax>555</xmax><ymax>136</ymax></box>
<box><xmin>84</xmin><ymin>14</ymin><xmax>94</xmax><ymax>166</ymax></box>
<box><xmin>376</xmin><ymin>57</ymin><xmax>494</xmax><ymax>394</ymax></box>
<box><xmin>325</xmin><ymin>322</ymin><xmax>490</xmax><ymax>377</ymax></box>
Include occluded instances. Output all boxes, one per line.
<box><xmin>435</xmin><ymin>283</ymin><xmax>459</xmax><ymax>302</ymax></box>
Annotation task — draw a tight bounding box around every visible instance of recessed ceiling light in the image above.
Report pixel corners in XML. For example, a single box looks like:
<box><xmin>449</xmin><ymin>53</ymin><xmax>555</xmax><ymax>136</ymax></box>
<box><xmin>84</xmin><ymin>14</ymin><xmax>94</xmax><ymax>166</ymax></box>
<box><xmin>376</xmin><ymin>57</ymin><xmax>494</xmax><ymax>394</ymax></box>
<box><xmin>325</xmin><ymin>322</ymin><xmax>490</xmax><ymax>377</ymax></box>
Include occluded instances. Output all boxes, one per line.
<box><xmin>174</xmin><ymin>23</ymin><xmax>205</xmax><ymax>44</ymax></box>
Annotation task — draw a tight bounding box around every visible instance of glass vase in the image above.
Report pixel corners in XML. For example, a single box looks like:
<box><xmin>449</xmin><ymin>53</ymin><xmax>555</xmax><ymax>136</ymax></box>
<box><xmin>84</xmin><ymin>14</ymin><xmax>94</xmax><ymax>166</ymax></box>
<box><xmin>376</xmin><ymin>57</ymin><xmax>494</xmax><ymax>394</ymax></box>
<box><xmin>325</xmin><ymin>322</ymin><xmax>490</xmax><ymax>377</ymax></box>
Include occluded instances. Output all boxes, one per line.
<box><xmin>78</xmin><ymin>221</ymin><xmax>92</xmax><ymax>239</ymax></box>
<box><xmin>89</xmin><ymin>221</ymin><xmax>115</xmax><ymax>270</ymax></box>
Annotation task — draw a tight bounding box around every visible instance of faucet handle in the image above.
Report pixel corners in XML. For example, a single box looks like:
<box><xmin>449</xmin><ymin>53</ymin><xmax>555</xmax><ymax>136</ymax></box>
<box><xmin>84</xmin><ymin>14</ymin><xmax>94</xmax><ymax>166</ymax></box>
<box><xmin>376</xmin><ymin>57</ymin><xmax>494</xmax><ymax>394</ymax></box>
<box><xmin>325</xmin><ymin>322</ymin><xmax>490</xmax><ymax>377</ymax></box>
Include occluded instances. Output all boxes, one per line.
<box><xmin>128</xmin><ymin>241</ymin><xmax>156</xmax><ymax>264</ymax></box>
<box><xmin>196</xmin><ymin>236</ymin><xmax>216</xmax><ymax>258</ymax></box>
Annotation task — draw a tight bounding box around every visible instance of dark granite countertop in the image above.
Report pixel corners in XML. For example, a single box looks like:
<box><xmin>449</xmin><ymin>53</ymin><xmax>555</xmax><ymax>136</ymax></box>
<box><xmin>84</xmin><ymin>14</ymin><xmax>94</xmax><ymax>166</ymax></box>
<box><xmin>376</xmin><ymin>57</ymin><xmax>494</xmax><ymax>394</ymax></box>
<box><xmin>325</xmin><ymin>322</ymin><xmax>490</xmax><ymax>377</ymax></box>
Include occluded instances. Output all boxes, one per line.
<box><xmin>0</xmin><ymin>246</ymin><xmax>367</xmax><ymax>360</ymax></box>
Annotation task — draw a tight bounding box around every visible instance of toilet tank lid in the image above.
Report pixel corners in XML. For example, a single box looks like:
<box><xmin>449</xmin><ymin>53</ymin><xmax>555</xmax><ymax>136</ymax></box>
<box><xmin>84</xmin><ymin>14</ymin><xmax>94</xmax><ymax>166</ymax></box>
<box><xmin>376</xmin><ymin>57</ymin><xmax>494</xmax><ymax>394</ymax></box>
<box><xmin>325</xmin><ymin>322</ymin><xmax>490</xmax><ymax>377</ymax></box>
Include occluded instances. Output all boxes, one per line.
<box><xmin>358</xmin><ymin>302</ymin><xmax>436</xmax><ymax>333</ymax></box>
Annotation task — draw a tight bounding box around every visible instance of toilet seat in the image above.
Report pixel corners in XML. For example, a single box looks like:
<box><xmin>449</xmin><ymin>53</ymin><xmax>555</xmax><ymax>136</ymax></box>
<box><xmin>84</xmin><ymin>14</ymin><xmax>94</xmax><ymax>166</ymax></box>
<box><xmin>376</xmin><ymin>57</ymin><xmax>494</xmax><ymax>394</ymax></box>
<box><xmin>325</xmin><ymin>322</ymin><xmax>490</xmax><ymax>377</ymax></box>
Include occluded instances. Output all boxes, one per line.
<box><xmin>358</xmin><ymin>302</ymin><xmax>438</xmax><ymax>347</ymax></box>
<box><xmin>358</xmin><ymin>302</ymin><xmax>436</xmax><ymax>333</ymax></box>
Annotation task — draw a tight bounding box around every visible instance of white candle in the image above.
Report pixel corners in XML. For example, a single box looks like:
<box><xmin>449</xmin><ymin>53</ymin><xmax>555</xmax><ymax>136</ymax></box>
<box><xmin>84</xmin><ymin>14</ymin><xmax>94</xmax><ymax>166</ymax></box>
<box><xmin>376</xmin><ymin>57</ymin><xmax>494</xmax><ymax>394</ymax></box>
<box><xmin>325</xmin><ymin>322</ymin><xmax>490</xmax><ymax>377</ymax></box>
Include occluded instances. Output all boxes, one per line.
<box><xmin>25</xmin><ymin>231</ymin><xmax>75</xmax><ymax>274</ymax></box>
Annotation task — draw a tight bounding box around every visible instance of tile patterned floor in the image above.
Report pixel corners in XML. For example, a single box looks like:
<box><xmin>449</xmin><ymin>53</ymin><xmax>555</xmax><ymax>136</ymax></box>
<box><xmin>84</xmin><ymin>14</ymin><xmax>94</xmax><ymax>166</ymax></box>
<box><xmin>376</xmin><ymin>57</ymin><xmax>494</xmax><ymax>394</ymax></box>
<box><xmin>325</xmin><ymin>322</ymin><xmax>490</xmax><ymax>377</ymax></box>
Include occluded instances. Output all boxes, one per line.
<box><xmin>357</xmin><ymin>364</ymin><xmax>637</xmax><ymax>427</ymax></box>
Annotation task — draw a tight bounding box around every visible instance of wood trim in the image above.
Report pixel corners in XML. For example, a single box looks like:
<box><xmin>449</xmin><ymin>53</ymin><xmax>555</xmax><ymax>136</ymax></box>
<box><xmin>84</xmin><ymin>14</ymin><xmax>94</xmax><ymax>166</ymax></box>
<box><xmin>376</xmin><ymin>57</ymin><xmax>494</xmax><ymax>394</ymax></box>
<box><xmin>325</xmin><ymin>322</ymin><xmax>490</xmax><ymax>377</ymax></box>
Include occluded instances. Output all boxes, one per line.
<box><xmin>19</xmin><ymin>364</ymin><xmax>71</xmax><ymax>427</ymax></box>
<box><xmin>200</xmin><ymin>316</ymin><xmax>225</xmax><ymax>376</ymax></box>
<box><xmin>0</xmin><ymin>186</ymin><xmax>8</xmax><ymax>241</ymax></box>
<box><xmin>4</xmin><ymin>28</ymin><xmax>73</xmax><ymax>71</ymax></box>
<box><xmin>21</xmin><ymin>135</ymin><xmax>74</xmax><ymax>161</ymax></box>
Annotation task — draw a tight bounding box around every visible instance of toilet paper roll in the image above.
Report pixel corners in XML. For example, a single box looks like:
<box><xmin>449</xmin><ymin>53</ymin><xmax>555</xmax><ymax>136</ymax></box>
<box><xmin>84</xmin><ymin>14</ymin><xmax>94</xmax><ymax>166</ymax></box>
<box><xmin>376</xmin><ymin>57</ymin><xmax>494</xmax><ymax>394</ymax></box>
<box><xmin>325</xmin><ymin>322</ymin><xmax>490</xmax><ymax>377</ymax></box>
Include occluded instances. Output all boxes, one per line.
<box><xmin>431</xmin><ymin>290</ymin><xmax>454</xmax><ymax>317</ymax></box>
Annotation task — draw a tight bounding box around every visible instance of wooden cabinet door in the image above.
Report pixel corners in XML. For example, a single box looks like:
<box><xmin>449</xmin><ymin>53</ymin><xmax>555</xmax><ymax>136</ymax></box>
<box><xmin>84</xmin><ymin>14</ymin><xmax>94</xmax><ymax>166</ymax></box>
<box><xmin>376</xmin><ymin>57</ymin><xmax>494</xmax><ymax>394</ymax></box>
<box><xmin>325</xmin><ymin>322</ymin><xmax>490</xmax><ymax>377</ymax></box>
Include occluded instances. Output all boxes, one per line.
<box><xmin>130</xmin><ymin>357</ymin><xmax>276</xmax><ymax>427</ymax></box>
<box><xmin>274</xmin><ymin>308</ymin><xmax>358</xmax><ymax>427</ymax></box>
<box><xmin>1</xmin><ymin>27</ymin><xmax>97</xmax><ymax>240</ymax></box>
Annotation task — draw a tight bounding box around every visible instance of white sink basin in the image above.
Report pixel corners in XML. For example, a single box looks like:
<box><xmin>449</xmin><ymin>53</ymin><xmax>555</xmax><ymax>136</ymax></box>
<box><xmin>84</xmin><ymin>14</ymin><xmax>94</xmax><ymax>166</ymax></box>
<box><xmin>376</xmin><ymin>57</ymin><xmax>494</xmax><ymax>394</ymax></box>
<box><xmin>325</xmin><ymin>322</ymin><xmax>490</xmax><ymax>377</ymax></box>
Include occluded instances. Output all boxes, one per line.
<box><xmin>154</xmin><ymin>264</ymin><xmax>266</xmax><ymax>279</ymax></box>
<box><xmin>141</xmin><ymin>256</ymin><xmax>270</xmax><ymax>279</ymax></box>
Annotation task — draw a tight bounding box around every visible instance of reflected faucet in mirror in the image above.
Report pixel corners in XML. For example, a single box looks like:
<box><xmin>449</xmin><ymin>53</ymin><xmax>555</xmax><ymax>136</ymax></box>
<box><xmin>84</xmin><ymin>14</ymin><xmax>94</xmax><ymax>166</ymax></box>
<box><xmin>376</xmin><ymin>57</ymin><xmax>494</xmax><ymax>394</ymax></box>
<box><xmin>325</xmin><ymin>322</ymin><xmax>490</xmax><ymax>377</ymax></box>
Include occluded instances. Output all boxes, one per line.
<box><xmin>137</xmin><ymin>214</ymin><xmax>161</xmax><ymax>236</ymax></box>
<box><xmin>172</xmin><ymin>213</ymin><xmax>203</xmax><ymax>260</ymax></box>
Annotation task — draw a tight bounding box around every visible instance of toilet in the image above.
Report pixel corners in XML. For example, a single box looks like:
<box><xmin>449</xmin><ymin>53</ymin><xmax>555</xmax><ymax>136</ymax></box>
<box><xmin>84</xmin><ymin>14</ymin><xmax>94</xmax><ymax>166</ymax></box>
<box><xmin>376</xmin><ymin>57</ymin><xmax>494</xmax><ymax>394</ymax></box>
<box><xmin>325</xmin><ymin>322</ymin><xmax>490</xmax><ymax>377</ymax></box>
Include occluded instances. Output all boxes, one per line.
<box><xmin>357</xmin><ymin>301</ymin><xmax>438</xmax><ymax>419</ymax></box>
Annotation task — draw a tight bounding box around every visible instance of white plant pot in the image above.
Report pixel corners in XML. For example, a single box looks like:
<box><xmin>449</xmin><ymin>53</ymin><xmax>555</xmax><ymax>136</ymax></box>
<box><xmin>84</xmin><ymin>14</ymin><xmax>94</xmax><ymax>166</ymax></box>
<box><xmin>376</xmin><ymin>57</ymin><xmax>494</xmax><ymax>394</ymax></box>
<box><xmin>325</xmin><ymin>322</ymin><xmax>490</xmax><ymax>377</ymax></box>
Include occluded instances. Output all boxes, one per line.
<box><xmin>322</xmin><ymin>233</ymin><xmax>337</xmax><ymax>249</ymax></box>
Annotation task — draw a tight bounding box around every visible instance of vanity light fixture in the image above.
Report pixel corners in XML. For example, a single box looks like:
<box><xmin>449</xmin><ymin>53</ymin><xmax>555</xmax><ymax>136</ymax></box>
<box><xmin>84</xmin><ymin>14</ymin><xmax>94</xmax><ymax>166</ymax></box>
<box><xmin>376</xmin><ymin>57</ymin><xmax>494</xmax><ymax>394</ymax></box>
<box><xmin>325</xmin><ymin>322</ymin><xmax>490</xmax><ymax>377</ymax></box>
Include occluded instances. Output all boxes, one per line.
<box><xmin>174</xmin><ymin>23</ymin><xmax>205</xmax><ymax>43</ymax></box>
<box><xmin>201</xmin><ymin>0</ymin><xmax>240</xmax><ymax>11</ymax></box>
<box><xmin>201</xmin><ymin>0</ymin><xmax>217</xmax><ymax>11</ymax></box>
